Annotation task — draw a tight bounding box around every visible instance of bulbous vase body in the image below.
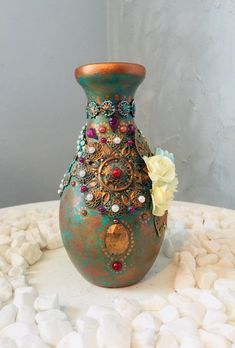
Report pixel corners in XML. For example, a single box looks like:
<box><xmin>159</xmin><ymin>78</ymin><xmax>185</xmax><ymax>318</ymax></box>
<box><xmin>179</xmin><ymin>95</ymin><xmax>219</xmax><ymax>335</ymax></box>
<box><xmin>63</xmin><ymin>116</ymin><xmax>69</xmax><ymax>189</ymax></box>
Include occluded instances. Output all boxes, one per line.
<box><xmin>59</xmin><ymin>62</ymin><xmax>167</xmax><ymax>287</ymax></box>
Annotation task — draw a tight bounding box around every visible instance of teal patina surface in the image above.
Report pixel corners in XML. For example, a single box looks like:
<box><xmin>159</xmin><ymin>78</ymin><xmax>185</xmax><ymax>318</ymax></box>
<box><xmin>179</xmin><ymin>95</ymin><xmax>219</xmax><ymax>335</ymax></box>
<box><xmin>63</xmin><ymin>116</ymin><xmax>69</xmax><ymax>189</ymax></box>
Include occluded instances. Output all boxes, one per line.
<box><xmin>59</xmin><ymin>63</ymin><xmax>167</xmax><ymax>287</ymax></box>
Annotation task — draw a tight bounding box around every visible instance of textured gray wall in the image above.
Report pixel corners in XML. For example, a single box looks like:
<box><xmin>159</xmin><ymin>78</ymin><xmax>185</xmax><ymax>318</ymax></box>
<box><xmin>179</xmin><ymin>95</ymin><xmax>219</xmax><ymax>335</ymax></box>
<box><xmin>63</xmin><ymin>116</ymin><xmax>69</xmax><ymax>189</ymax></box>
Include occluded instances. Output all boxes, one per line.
<box><xmin>0</xmin><ymin>0</ymin><xmax>107</xmax><ymax>208</ymax></box>
<box><xmin>107</xmin><ymin>0</ymin><xmax>235</xmax><ymax>209</ymax></box>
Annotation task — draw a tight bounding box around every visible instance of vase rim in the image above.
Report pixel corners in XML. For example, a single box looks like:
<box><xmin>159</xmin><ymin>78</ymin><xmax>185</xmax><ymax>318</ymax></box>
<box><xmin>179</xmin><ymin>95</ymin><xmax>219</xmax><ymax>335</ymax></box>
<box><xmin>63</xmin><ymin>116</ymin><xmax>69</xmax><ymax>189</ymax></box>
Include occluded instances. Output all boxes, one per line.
<box><xmin>75</xmin><ymin>62</ymin><xmax>146</xmax><ymax>79</ymax></box>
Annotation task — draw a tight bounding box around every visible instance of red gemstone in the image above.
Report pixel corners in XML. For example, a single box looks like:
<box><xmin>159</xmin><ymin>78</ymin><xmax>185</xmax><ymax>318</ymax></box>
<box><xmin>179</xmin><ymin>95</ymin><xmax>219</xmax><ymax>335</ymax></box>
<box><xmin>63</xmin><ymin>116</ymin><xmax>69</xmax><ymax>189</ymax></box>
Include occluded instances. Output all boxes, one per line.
<box><xmin>120</xmin><ymin>125</ymin><xmax>127</xmax><ymax>133</ymax></box>
<box><xmin>99</xmin><ymin>126</ymin><xmax>106</xmax><ymax>133</ymax></box>
<box><xmin>127</xmin><ymin>139</ymin><xmax>134</xmax><ymax>146</ymax></box>
<box><xmin>80</xmin><ymin>185</ymin><xmax>88</xmax><ymax>192</ymax></box>
<box><xmin>112</xmin><ymin>167</ymin><xmax>122</xmax><ymax>178</ymax></box>
<box><xmin>112</xmin><ymin>261</ymin><xmax>123</xmax><ymax>272</ymax></box>
<box><xmin>100</xmin><ymin>137</ymin><xmax>107</xmax><ymax>143</ymax></box>
<box><xmin>71</xmin><ymin>181</ymin><xmax>76</xmax><ymax>187</ymax></box>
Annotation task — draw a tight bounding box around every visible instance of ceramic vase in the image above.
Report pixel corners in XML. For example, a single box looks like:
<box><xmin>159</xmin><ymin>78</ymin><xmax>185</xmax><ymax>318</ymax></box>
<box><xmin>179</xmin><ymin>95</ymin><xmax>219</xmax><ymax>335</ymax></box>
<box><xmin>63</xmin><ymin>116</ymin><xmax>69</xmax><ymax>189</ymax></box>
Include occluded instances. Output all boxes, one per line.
<box><xmin>59</xmin><ymin>62</ymin><xmax>167</xmax><ymax>288</ymax></box>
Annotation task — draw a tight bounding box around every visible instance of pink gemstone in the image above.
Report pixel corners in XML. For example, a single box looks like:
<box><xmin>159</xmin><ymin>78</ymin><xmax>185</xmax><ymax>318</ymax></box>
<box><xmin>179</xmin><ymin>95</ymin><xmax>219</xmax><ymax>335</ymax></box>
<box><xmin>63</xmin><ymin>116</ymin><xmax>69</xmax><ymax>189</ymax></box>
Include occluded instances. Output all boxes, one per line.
<box><xmin>79</xmin><ymin>157</ymin><xmax>85</xmax><ymax>164</ymax></box>
<box><xmin>71</xmin><ymin>181</ymin><xmax>76</xmax><ymax>187</ymax></box>
<box><xmin>127</xmin><ymin>140</ymin><xmax>133</xmax><ymax>146</ymax></box>
<box><xmin>128</xmin><ymin>205</ymin><xmax>135</xmax><ymax>213</ymax></box>
<box><xmin>112</xmin><ymin>261</ymin><xmax>123</xmax><ymax>272</ymax></box>
<box><xmin>100</xmin><ymin>137</ymin><xmax>107</xmax><ymax>143</ymax></box>
<box><xmin>109</xmin><ymin>116</ymin><xmax>119</xmax><ymax>132</ymax></box>
<box><xmin>80</xmin><ymin>185</ymin><xmax>88</xmax><ymax>192</ymax></box>
<box><xmin>127</xmin><ymin>124</ymin><xmax>135</xmax><ymax>134</ymax></box>
<box><xmin>86</xmin><ymin>128</ymin><xmax>96</xmax><ymax>138</ymax></box>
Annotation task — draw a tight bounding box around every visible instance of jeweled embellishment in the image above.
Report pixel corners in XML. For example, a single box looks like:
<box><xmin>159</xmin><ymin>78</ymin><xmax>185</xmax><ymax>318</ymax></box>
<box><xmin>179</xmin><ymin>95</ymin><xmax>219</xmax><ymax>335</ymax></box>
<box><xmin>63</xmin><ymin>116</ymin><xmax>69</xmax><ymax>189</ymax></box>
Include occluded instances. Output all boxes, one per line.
<box><xmin>79</xmin><ymin>169</ymin><xmax>86</xmax><ymax>178</ymax></box>
<box><xmin>86</xmin><ymin>101</ymin><xmax>99</xmax><ymax>118</ymax></box>
<box><xmin>105</xmin><ymin>224</ymin><xmax>129</xmax><ymax>255</ymax></box>
<box><xmin>111</xmin><ymin>204</ymin><xmax>120</xmax><ymax>213</ymax></box>
<box><xmin>118</xmin><ymin>100</ymin><xmax>130</xmax><ymax>117</ymax></box>
<box><xmin>101</xmin><ymin>100</ymin><xmax>115</xmax><ymax>117</ymax></box>
<box><xmin>85</xmin><ymin>193</ymin><xmax>94</xmax><ymax>201</ymax></box>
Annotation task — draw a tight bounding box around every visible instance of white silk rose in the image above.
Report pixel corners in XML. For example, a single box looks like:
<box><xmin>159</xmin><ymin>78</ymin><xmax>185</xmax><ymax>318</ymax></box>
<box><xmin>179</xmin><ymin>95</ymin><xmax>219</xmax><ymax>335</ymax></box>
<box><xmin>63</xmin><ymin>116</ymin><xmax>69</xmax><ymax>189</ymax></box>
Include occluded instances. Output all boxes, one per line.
<box><xmin>143</xmin><ymin>155</ymin><xmax>175</xmax><ymax>184</ymax></box>
<box><xmin>143</xmin><ymin>148</ymin><xmax>178</xmax><ymax>217</ymax></box>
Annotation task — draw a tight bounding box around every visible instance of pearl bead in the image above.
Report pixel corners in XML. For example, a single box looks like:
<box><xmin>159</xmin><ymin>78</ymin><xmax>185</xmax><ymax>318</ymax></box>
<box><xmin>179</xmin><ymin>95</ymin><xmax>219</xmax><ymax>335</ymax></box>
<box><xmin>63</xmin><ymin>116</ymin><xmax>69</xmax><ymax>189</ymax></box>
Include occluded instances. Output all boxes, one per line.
<box><xmin>88</xmin><ymin>147</ymin><xmax>96</xmax><ymax>154</ymax></box>
<box><xmin>138</xmin><ymin>195</ymin><xmax>146</xmax><ymax>203</ymax></box>
<box><xmin>80</xmin><ymin>140</ymin><xmax>85</xmax><ymax>146</ymax></box>
<box><xmin>113</xmin><ymin>137</ymin><xmax>121</xmax><ymax>144</ymax></box>
<box><xmin>77</xmin><ymin>152</ymin><xmax>82</xmax><ymax>157</ymax></box>
<box><xmin>57</xmin><ymin>189</ymin><xmax>62</xmax><ymax>195</ymax></box>
<box><xmin>79</xmin><ymin>169</ymin><xmax>86</xmax><ymax>178</ymax></box>
<box><xmin>111</xmin><ymin>204</ymin><xmax>120</xmax><ymax>213</ymax></box>
<box><xmin>85</xmin><ymin>193</ymin><xmax>94</xmax><ymax>201</ymax></box>
<box><xmin>59</xmin><ymin>183</ymin><xmax>63</xmax><ymax>189</ymax></box>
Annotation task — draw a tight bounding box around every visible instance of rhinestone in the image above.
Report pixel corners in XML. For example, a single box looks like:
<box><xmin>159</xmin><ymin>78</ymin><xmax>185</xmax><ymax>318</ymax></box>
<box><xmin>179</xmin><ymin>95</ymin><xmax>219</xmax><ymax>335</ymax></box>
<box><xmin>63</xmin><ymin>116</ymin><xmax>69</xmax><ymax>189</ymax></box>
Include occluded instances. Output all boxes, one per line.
<box><xmin>71</xmin><ymin>181</ymin><xmax>76</xmax><ymax>187</ymax></box>
<box><xmin>85</xmin><ymin>193</ymin><xmax>94</xmax><ymax>201</ymax></box>
<box><xmin>113</xmin><ymin>137</ymin><xmax>121</xmax><ymax>144</ymax></box>
<box><xmin>138</xmin><ymin>195</ymin><xmax>146</xmax><ymax>203</ymax></box>
<box><xmin>112</xmin><ymin>261</ymin><xmax>122</xmax><ymax>272</ymax></box>
<box><xmin>77</xmin><ymin>151</ymin><xmax>82</xmax><ymax>157</ymax></box>
<box><xmin>128</xmin><ymin>205</ymin><xmax>135</xmax><ymax>213</ymax></box>
<box><xmin>82</xmin><ymin>146</ymin><xmax>86</xmax><ymax>151</ymax></box>
<box><xmin>79</xmin><ymin>169</ymin><xmax>86</xmax><ymax>178</ymax></box>
<box><xmin>81</xmin><ymin>209</ymin><xmax>87</xmax><ymax>216</ymax></box>
<box><xmin>80</xmin><ymin>140</ymin><xmax>85</xmax><ymax>146</ymax></box>
<box><xmin>111</xmin><ymin>204</ymin><xmax>120</xmax><ymax>213</ymax></box>
<box><xmin>88</xmin><ymin>147</ymin><xmax>96</xmax><ymax>154</ymax></box>
<box><xmin>80</xmin><ymin>185</ymin><xmax>87</xmax><ymax>192</ymax></box>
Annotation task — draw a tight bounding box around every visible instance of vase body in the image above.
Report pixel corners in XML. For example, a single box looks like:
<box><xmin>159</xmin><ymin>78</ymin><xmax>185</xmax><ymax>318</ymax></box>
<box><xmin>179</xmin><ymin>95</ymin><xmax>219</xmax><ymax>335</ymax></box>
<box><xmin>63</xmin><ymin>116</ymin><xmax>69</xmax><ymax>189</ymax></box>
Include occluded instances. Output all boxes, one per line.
<box><xmin>59</xmin><ymin>62</ymin><xmax>167</xmax><ymax>288</ymax></box>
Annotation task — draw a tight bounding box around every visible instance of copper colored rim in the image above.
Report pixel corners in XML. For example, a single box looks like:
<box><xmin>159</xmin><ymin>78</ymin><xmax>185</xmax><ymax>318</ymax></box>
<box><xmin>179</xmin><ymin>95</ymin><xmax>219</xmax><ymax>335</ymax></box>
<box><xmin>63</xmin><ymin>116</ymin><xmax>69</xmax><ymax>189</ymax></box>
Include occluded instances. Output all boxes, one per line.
<box><xmin>75</xmin><ymin>62</ymin><xmax>146</xmax><ymax>78</ymax></box>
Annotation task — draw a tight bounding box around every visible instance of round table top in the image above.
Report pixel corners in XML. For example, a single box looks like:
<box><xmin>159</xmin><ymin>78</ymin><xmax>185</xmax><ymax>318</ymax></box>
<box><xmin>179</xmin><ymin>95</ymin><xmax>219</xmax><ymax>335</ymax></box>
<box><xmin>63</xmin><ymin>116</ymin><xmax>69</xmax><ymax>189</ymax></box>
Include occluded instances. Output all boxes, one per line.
<box><xmin>1</xmin><ymin>200</ymin><xmax>235</xmax><ymax>321</ymax></box>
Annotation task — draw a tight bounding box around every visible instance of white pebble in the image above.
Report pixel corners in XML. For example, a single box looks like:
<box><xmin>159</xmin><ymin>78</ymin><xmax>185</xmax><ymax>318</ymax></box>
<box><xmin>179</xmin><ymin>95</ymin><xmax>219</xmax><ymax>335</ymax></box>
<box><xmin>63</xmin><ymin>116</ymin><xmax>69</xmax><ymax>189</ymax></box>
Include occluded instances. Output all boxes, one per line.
<box><xmin>203</xmin><ymin>309</ymin><xmax>227</xmax><ymax>328</ymax></box>
<box><xmin>178</xmin><ymin>251</ymin><xmax>196</xmax><ymax>273</ymax></box>
<box><xmin>14</xmin><ymin>286</ymin><xmax>38</xmax><ymax>307</ymax></box>
<box><xmin>156</xmin><ymin>331</ymin><xmax>179</xmax><ymax>348</ymax></box>
<box><xmin>35</xmin><ymin>309</ymin><xmax>67</xmax><ymax>324</ymax></box>
<box><xmin>97</xmin><ymin>313</ymin><xmax>131</xmax><ymax>348</ymax></box>
<box><xmin>162</xmin><ymin>317</ymin><xmax>198</xmax><ymax>340</ymax></box>
<box><xmin>56</xmin><ymin>331</ymin><xmax>84</xmax><ymax>348</ymax></box>
<box><xmin>174</xmin><ymin>265</ymin><xmax>195</xmax><ymax>291</ymax></box>
<box><xmin>141</xmin><ymin>294</ymin><xmax>167</xmax><ymax>311</ymax></box>
<box><xmin>0</xmin><ymin>304</ymin><xmax>17</xmax><ymax>329</ymax></box>
<box><xmin>0</xmin><ymin>337</ymin><xmax>17</xmax><ymax>348</ymax></box>
<box><xmin>75</xmin><ymin>316</ymin><xmax>98</xmax><ymax>348</ymax></box>
<box><xmin>198</xmin><ymin>291</ymin><xmax>225</xmax><ymax>311</ymax></box>
<box><xmin>178</xmin><ymin>302</ymin><xmax>206</xmax><ymax>325</ymax></box>
<box><xmin>34</xmin><ymin>293</ymin><xmax>59</xmax><ymax>311</ymax></box>
<box><xmin>0</xmin><ymin>235</ymin><xmax>11</xmax><ymax>246</ymax></box>
<box><xmin>19</xmin><ymin>242</ymin><xmax>42</xmax><ymax>265</ymax></box>
<box><xmin>159</xmin><ymin>305</ymin><xmax>179</xmax><ymax>324</ymax></box>
<box><xmin>180</xmin><ymin>335</ymin><xmax>204</xmax><ymax>348</ymax></box>
<box><xmin>132</xmin><ymin>311</ymin><xmax>159</xmax><ymax>331</ymax></box>
<box><xmin>16</xmin><ymin>305</ymin><xmax>35</xmax><ymax>325</ymax></box>
<box><xmin>16</xmin><ymin>334</ymin><xmax>49</xmax><ymax>348</ymax></box>
<box><xmin>168</xmin><ymin>293</ymin><xmax>192</xmax><ymax>307</ymax></box>
<box><xmin>9</xmin><ymin>275</ymin><xmax>27</xmax><ymax>289</ymax></box>
<box><xmin>1</xmin><ymin>322</ymin><xmax>37</xmax><ymax>341</ymax></box>
<box><xmin>195</xmin><ymin>269</ymin><xmax>218</xmax><ymax>289</ymax></box>
<box><xmin>86</xmin><ymin>305</ymin><xmax>115</xmax><ymax>323</ymax></box>
<box><xmin>199</xmin><ymin>329</ymin><xmax>230</xmax><ymax>348</ymax></box>
<box><xmin>0</xmin><ymin>255</ymin><xmax>11</xmax><ymax>274</ymax></box>
<box><xmin>38</xmin><ymin>319</ymin><xmax>73</xmax><ymax>346</ymax></box>
<box><xmin>208</xmin><ymin>323</ymin><xmax>235</xmax><ymax>342</ymax></box>
<box><xmin>132</xmin><ymin>329</ymin><xmax>156</xmax><ymax>347</ymax></box>
<box><xmin>0</xmin><ymin>276</ymin><xmax>12</xmax><ymax>302</ymax></box>
<box><xmin>201</xmin><ymin>240</ymin><xmax>220</xmax><ymax>253</ymax></box>
<box><xmin>114</xmin><ymin>297</ymin><xmax>141</xmax><ymax>322</ymax></box>
<box><xmin>196</xmin><ymin>254</ymin><xmax>219</xmax><ymax>267</ymax></box>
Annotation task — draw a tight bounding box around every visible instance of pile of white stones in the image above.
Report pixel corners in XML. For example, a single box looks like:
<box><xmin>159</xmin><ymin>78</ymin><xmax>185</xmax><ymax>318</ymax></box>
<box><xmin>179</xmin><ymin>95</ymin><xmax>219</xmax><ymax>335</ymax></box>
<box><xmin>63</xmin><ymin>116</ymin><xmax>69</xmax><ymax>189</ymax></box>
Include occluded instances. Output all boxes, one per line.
<box><xmin>0</xmin><ymin>203</ymin><xmax>235</xmax><ymax>347</ymax></box>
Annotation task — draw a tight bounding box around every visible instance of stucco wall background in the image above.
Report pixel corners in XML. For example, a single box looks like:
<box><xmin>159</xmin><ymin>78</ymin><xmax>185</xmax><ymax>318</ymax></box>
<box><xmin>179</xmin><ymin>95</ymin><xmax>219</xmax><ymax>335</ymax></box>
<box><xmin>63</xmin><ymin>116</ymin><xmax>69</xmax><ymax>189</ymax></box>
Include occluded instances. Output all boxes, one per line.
<box><xmin>107</xmin><ymin>0</ymin><xmax>235</xmax><ymax>209</ymax></box>
<box><xmin>0</xmin><ymin>0</ymin><xmax>107</xmax><ymax>208</ymax></box>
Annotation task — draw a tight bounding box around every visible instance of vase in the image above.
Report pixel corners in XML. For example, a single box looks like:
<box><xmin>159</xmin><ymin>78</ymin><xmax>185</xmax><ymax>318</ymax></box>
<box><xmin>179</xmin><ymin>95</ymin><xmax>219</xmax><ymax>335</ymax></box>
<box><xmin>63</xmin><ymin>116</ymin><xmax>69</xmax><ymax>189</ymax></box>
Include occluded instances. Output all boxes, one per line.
<box><xmin>59</xmin><ymin>62</ymin><xmax>167</xmax><ymax>288</ymax></box>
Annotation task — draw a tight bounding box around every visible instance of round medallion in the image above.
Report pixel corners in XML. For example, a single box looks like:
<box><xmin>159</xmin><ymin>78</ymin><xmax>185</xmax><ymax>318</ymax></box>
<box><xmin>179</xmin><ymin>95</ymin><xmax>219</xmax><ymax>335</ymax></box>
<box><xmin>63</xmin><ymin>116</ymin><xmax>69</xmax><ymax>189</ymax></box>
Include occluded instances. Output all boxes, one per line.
<box><xmin>101</xmin><ymin>100</ymin><xmax>115</xmax><ymax>117</ymax></box>
<box><xmin>118</xmin><ymin>100</ymin><xmax>130</xmax><ymax>117</ymax></box>
<box><xmin>86</xmin><ymin>101</ymin><xmax>100</xmax><ymax>118</ymax></box>
<box><xmin>98</xmin><ymin>157</ymin><xmax>133</xmax><ymax>192</ymax></box>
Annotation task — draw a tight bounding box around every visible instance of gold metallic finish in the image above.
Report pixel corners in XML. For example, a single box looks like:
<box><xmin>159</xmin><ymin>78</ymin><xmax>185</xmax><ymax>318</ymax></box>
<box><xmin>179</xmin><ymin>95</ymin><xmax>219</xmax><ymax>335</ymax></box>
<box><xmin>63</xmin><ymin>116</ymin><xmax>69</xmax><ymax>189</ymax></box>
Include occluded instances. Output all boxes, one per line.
<box><xmin>105</xmin><ymin>223</ymin><xmax>129</xmax><ymax>255</ymax></box>
<box><xmin>75</xmin><ymin>62</ymin><xmax>146</xmax><ymax>79</ymax></box>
